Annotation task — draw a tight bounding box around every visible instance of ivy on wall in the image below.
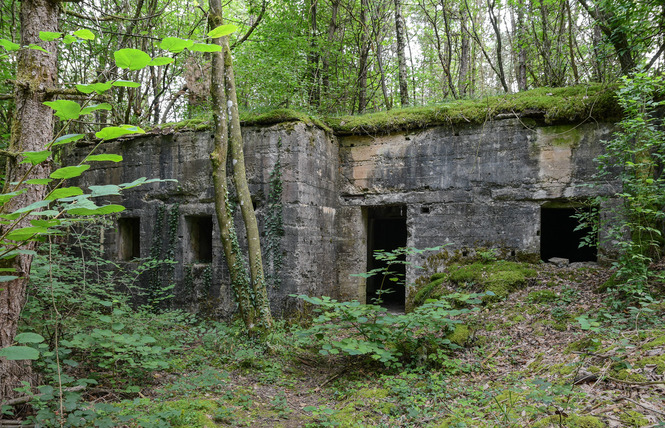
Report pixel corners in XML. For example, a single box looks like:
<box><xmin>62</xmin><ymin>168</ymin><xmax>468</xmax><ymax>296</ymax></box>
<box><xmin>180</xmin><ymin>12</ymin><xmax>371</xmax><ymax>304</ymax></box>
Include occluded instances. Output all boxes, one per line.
<box><xmin>146</xmin><ymin>203</ymin><xmax>180</xmax><ymax>308</ymax></box>
<box><xmin>265</xmin><ymin>137</ymin><xmax>284</xmax><ymax>289</ymax></box>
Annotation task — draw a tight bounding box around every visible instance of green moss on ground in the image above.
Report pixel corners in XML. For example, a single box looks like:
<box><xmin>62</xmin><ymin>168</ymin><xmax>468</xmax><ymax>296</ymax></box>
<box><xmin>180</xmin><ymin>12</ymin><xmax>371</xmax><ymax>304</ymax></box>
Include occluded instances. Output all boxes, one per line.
<box><xmin>328</xmin><ymin>85</ymin><xmax>619</xmax><ymax>135</ymax></box>
<box><xmin>447</xmin><ymin>324</ymin><xmax>470</xmax><ymax>346</ymax></box>
<box><xmin>448</xmin><ymin>261</ymin><xmax>537</xmax><ymax>300</ymax></box>
<box><xmin>532</xmin><ymin>414</ymin><xmax>606</xmax><ymax>427</ymax></box>
<box><xmin>528</xmin><ymin>290</ymin><xmax>557</xmax><ymax>303</ymax></box>
<box><xmin>619</xmin><ymin>410</ymin><xmax>649</xmax><ymax>426</ymax></box>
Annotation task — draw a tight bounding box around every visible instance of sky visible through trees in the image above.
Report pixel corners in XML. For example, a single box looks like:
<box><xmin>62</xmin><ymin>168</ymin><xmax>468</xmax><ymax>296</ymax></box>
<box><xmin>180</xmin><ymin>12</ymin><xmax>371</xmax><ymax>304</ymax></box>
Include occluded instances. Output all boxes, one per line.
<box><xmin>1</xmin><ymin>0</ymin><xmax>663</xmax><ymax>137</ymax></box>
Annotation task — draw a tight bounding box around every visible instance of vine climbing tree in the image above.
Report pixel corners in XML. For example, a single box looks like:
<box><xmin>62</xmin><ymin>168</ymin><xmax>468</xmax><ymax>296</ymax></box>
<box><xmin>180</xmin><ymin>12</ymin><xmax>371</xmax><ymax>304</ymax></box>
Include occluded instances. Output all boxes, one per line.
<box><xmin>208</xmin><ymin>0</ymin><xmax>273</xmax><ymax>333</ymax></box>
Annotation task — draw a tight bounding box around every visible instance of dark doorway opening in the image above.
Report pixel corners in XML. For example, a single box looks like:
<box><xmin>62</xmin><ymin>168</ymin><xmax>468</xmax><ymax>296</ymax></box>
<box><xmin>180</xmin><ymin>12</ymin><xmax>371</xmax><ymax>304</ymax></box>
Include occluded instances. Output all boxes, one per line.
<box><xmin>540</xmin><ymin>206</ymin><xmax>597</xmax><ymax>262</ymax></box>
<box><xmin>367</xmin><ymin>205</ymin><xmax>407</xmax><ymax>311</ymax></box>
<box><xmin>186</xmin><ymin>216</ymin><xmax>214</xmax><ymax>263</ymax></box>
<box><xmin>118</xmin><ymin>217</ymin><xmax>140</xmax><ymax>260</ymax></box>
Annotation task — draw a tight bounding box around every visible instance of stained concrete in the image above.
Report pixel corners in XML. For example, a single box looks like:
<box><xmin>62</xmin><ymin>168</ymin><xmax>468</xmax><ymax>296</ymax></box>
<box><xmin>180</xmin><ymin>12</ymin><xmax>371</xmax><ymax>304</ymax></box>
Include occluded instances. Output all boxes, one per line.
<box><xmin>68</xmin><ymin>117</ymin><xmax>618</xmax><ymax>316</ymax></box>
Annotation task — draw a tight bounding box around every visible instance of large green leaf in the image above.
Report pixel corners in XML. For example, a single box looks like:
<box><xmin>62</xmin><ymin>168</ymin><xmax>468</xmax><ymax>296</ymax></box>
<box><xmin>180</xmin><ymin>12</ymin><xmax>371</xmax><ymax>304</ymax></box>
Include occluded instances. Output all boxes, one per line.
<box><xmin>207</xmin><ymin>24</ymin><xmax>238</xmax><ymax>38</ymax></box>
<box><xmin>15</xmin><ymin>333</ymin><xmax>45</xmax><ymax>344</ymax></box>
<box><xmin>149</xmin><ymin>57</ymin><xmax>174</xmax><ymax>66</ymax></box>
<box><xmin>28</xmin><ymin>44</ymin><xmax>49</xmax><ymax>53</ymax></box>
<box><xmin>50</xmin><ymin>165</ymin><xmax>91</xmax><ymax>179</ymax></box>
<box><xmin>88</xmin><ymin>185</ymin><xmax>121</xmax><ymax>197</ymax></box>
<box><xmin>62</xmin><ymin>35</ymin><xmax>76</xmax><ymax>45</ymax></box>
<box><xmin>46</xmin><ymin>186</ymin><xmax>84</xmax><ymax>200</ymax></box>
<box><xmin>0</xmin><ymin>38</ymin><xmax>20</xmax><ymax>51</ymax></box>
<box><xmin>87</xmin><ymin>154</ymin><xmax>123</xmax><ymax>162</ymax></box>
<box><xmin>5</xmin><ymin>226</ymin><xmax>48</xmax><ymax>241</ymax></box>
<box><xmin>81</xmin><ymin>103</ymin><xmax>112</xmax><ymax>115</ymax></box>
<box><xmin>39</xmin><ymin>31</ymin><xmax>62</xmax><ymax>42</ymax></box>
<box><xmin>67</xmin><ymin>204</ymin><xmax>125</xmax><ymax>216</ymax></box>
<box><xmin>25</xmin><ymin>178</ymin><xmax>53</xmax><ymax>185</ymax></box>
<box><xmin>0</xmin><ymin>275</ymin><xmax>18</xmax><ymax>282</ymax></box>
<box><xmin>190</xmin><ymin>43</ymin><xmax>222</xmax><ymax>53</ymax></box>
<box><xmin>114</xmin><ymin>48</ymin><xmax>151</xmax><ymax>70</ymax></box>
<box><xmin>43</xmin><ymin>100</ymin><xmax>81</xmax><ymax>120</ymax></box>
<box><xmin>11</xmin><ymin>200</ymin><xmax>50</xmax><ymax>214</ymax></box>
<box><xmin>0</xmin><ymin>190</ymin><xmax>25</xmax><ymax>205</ymax></box>
<box><xmin>96</xmin><ymin>125</ymin><xmax>145</xmax><ymax>140</ymax></box>
<box><xmin>159</xmin><ymin>37</ymin><xmax>193</xmax><ymax>53</ymax></box>
<box><xmin>0</xmin><ymin>346</ymin><xmax>39</xmax><ymax>360</ymax></box>
<box><xmin>76</xmin><ymin>83</ymin><xmax>112</xmax><ymax>95</ymax></box>
<box><xmin>113</xmin><ymin>80</ymin><xmax>141</xmax><ymax>88</ymax></box>
<box><xmin>20</xmin><ymin>151</ymin><xmax>51</xmax><ymax>165</ymax></box>
<box><xmin>30</xmin><ymin>219</ymin><xmax>61</xmax><ymax>227</ymax></box>
<box><xmin>52</xmin><ymin>133</ymin><xmax>84</xmax><ymax>147</ymax></box>
<box><xmin>73</xmin><ymin>29</ymin><xmax>95</xmax><ymax>40</ymax></box>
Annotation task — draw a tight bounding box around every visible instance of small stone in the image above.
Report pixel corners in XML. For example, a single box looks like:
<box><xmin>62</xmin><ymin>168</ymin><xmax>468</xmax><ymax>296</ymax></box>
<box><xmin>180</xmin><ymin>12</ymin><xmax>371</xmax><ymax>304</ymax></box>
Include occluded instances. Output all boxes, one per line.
<box><xmin>548</xmin><ymin>257</ymin><xmax>569</xmax><ymax>267</ymax></box>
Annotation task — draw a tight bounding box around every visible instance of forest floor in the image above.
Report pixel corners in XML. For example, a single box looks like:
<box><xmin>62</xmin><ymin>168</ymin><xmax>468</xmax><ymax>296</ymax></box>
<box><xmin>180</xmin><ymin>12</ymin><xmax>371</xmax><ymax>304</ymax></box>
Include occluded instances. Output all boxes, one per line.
<box><xmin>103</xmin><ymin>262</ymin><xmax>664</xmax><ymax>428</ymax></box>
<box><xmin>6</xmin><ymin>261</ymin><xmax>665</xmax><ymax>427</ymax></box>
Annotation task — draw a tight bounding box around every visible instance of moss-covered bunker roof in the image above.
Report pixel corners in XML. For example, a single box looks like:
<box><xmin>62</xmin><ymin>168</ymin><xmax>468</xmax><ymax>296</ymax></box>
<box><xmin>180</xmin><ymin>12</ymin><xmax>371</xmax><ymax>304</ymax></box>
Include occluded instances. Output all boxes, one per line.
<box><xmin>155</xmin><ymin>85</ymin><xmax>620</xmax><ymax>137</ymax></box>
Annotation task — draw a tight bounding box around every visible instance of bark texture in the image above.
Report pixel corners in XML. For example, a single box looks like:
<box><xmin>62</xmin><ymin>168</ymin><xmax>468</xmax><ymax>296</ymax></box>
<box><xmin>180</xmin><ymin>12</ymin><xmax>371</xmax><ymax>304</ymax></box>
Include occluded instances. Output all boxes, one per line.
<box><xmin>394</xmin><ymin>0</ymin><xmax>409</xmax><ymax>106</ymax></box>
<box><xmin>209</xmin><ymin>0</ymin><xmax>272</xmax><ymax>332</ymax></box>
<box><xmin>0</xmin><ymin>0</ymin><xmax>58</xmax><ymax>403</ymax></box>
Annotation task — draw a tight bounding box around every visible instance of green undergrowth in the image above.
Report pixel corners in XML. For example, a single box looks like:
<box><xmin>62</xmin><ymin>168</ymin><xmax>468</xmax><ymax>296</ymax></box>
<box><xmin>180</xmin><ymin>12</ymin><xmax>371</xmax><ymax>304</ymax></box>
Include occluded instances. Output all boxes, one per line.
<box><xmin>411</xmin><ymin>259</ymin><xmax>538</xmax><ymax>307</ymax></box>
<box><xmin>327</xmin><ymin>84</ymin><xmax>620</xmax><ymax>135</ymax></box>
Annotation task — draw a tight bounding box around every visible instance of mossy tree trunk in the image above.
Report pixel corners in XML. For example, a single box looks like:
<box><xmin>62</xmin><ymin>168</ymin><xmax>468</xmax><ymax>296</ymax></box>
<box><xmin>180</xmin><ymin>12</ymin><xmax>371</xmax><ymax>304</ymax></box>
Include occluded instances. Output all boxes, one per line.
<box><xmin>208</xmin><ymin>0</ymin><xmax>273</xmax><ymax>333</ymax></box>
<box><xmin>0</xmin><ymin>0</ymin><xmax>58</xmax><ymax>403</ymax></box>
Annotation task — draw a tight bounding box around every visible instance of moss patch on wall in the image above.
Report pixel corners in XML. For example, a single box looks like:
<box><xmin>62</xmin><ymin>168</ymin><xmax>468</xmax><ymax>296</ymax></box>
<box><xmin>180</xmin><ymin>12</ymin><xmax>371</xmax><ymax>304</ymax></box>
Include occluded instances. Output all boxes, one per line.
<box><xmin>328</xmin><ymin>84</ymin><xmax>620</xmax><ymax>135</ymax></box>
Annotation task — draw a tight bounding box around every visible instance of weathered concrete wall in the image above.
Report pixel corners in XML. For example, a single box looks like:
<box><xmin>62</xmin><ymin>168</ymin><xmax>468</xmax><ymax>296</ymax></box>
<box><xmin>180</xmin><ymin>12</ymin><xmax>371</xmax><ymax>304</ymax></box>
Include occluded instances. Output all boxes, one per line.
<box><xmin>71</xmin><ymin>122</ymin><xmax>338</xmax><ymax>317</ymax></box>
<box><xmin>336</xmin><ymin>119</ymin><xmax>617</xmax><ymax>301</ymax></box>
<box><xmin>70</xmin><ymin>116</ymin><xmax>618</xmax><ymax>316</ymax></box>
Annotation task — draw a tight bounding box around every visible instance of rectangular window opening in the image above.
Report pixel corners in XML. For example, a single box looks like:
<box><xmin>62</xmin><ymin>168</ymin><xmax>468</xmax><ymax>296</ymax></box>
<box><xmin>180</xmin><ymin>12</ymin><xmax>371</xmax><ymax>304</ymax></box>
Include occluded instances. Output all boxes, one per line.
<box><xmin>118</xmin><ymin>217</ymin><xmax>140</xmax><ymax>261</ymax></box>
<box><xmin>366</xmin><ymin>205</ymin><xmax>407</xmax><ymax>312</ymax></box>
<box><xmin>540</xmin><ymin>205</ymin><xmax>597</xmax><ymax>263</ymax></box>
<box><xmin>186</xmin><ymin>216</ymin><xmax>214</xmax><ymax>263</ymax></box>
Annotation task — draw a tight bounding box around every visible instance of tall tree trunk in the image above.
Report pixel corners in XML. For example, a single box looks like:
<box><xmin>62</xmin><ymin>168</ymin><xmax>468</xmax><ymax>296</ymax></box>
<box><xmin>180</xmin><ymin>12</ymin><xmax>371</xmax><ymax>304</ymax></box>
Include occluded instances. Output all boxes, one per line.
<box><xmin>209</xmin><ymin>0</ymin><xmax>272</xmax><ymax>332</ymax></box>
<box><xmin>577</xmin><ymin>0</ymin><xmax>636</xmax><ymax>75</ymax></box>
<box><xmin>487</xmin><ymin>0</ymin><xmax>509</xmax><ymax>92</ymax></box>
<box><xmin>566</xmin><ymin>0</ymin><xmax>579</xmax><ymax>84</ymax></box>
<box><xmin>394</xmin><ymin>0</ymin><xmax>409</xmax><ymax>106</ymax></box>
<box><xmin>458</xmin><ymin>11</ymin><xmax>471</xmax><ymax>96</ymax></box>
<box><xmin>357</xmin><ymin>0</ymin><xmax>369</xmax><ymax>114</ymax></box>
<box><xmin>307</xmin><ymin>0</ymin><xmax>320</xmax><ymax>107</ymax></box>
<box><xmin>441</xmin><ymin>1</ymin><xmax>458</xmax><ymax>99</ymax></box>
<box><xmin>223</xmin><ymin>39</ymin><xmax>273</xmax><ymax>329</ymax></box>
<box><xmin>0</xmin><ymin>0</ymin><xmax>58</xmax><ymax>402</ymax></box>
<box><xmin>321</xmin><ymin>0</ymin><xmax>340</xmax><ymax>102</ymax></box>
<box><xmin>514</xmin><ymin>0</ymin><xmax>527</xmax><ymax>91</ymax></box>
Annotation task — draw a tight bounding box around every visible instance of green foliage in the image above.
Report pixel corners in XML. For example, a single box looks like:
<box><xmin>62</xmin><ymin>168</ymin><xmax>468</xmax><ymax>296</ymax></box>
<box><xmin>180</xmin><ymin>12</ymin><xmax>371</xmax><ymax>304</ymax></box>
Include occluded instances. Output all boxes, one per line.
<box><xmin>579</xmin><ymin>71</ymin><xmax>665</xmax><ymax>307</ymax></box>
<box><xmin>293</xmin><ymin>292</ymin><xmax>486</xmax><ymax>368</ymax></box>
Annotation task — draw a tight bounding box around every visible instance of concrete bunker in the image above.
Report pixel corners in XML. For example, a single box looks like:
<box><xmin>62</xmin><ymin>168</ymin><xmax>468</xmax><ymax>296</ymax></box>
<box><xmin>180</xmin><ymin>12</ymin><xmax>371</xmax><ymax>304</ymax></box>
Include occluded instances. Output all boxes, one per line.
<box><xmin>366</xmin><ymin>205</ymin><xmax>407</xmax><ymax>310</ymax></box>
<box><xmin>70</xmin><ymin>114</ymin><xmax>618</xmax><ymax>317</ymax></box>
<box><xmin>540</xmin><ymin>202</ymin><xmax>597</xmax><ymax>263</ymax></box>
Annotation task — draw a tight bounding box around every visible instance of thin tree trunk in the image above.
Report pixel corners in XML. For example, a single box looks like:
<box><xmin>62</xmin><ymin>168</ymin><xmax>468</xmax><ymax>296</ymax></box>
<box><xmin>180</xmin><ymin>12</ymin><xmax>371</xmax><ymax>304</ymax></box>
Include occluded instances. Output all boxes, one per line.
<box><xmin>357</xmin><ymin>0</ymin><xmax>369</xmax><ymax>113</ymax></box>
<box><xmin>209</xmin><ymin>0</ymin><xmax>273</xmax><ymax>332</ymax></box>
<box><xmin>209</xmin><ymin>0</ymin><xmax>254</xmax><ymax>330</ymax></box>
<box><xmin>394</xmin><ymin>0</ymin><xmax>409</xmax><ymax>106</ymax></box>
<box><xmin>487</xmin><ymin>0</ymin><xmax>509</xmax><ymax>92</ymax></box>
<box><xmin>441</xmin><ymin>1</ymin><xmax>458</xmax><ymax>99</ymax></box>
<box><xmin>321</xmin><ymin>0</ymin><xmax>340</xmax><ymax>101</ymax></box>
<box><xmin>0</xmin><ymin>0</ymin><xmax>58</xmax><ymax>403</ymax></box>
<box><xmin>223</xmin><ymin>38</ymin><xmax>273</xmax><ymax>329</ymax></box>
<box><xmin>307</xmin><ymin>0</ymin><xmax>320</xmax><ymax>107</ymax></box>
<box><xmin>458</xmin><ymin>11</ymin><xmax>471</xmax><ymax>96</ymax></box>
<box><xmin>514</xmin><ymin>0</ymin><xmax>527</xmax><ymax>91</ymax></box>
